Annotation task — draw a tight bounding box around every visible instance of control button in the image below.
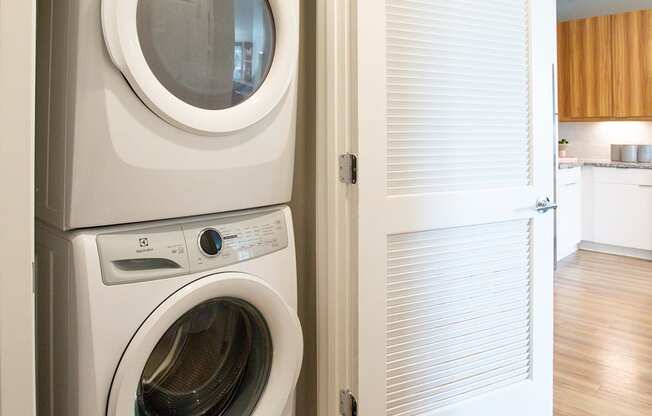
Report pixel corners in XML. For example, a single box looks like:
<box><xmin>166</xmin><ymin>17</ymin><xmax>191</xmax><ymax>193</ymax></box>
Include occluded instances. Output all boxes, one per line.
<box><xmin>198</xmin><ymin>228</ymin><xmax>223</xmax><ymax>257</ymax></box>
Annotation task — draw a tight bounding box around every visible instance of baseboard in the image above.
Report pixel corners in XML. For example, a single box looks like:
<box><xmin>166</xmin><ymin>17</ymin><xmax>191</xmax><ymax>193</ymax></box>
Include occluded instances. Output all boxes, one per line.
<box><xmin>557</xmin><ymin>243</ymin><xmax>579</xmax><ymax>262</ymax></box>
<box><xmin>579</xmin><ymin>241</ymin><xmax>652</xmax><ymax>261</ymax></box>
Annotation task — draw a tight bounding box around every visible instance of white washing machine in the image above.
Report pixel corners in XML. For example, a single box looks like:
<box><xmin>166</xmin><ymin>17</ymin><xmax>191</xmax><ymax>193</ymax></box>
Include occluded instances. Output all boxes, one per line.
<box><xmin>36</xmin><ymin>206</ymin><xmax>303</xmax><ymax>416</ymax></box>
<box><xmin>36</xmin><ymin>0</ymin><xmax>300</xmax><ymax>230</ymax></box>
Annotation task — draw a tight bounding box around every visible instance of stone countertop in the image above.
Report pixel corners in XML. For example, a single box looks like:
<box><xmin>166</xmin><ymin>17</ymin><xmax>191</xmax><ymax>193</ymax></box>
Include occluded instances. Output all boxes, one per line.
<box><xmin>559</xmin><ymin>160</ymin><xmax>652</xmax><ymax>170</ymax></box>
<box><xmin>559</xmin><ymin>161</ymin><xmax>583</xmax><ymax>169</ymax></box>
<box><xmin>585</xmin><ymin>161</ymin><xmax>652</xmax><ymax>169</ymax></box>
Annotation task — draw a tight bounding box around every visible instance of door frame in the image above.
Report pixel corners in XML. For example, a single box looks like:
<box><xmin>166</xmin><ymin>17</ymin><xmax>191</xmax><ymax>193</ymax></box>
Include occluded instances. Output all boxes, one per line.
<box><xmin>315</xmin><ymin>0</ymin><xmax>356</xmax><ymax>414</ymax></box>
<box><xmin>0</xmin><ymin>0</ymin><xmax>37</xmax><ymax>414</ymax></box>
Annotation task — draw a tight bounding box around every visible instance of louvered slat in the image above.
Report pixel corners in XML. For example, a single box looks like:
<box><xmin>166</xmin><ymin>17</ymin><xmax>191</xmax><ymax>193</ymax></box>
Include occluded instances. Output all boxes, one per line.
<box><xmin>386</xmin><ymin>220</ymin><xmax>532</xmax><ymax>415</ymax></box>
<box><xmin>386</xmin><ymin>0</ymin><xmax>531</xmax><ymax>196</ymax></box>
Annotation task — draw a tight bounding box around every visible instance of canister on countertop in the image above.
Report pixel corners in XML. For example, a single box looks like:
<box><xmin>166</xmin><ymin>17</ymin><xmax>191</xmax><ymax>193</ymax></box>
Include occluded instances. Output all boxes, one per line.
<box><xmin>611</xmin><ymin>144</ymin><xmax>622</xmax><ymax>162</ymax></box>
<box><xmin>638</xmin><ymin>145</ymin><xmax>652</xmax><ymax>163</ymax></box>
<box><xmin>621</xmin><ymin>145</ymin><xmax>639</xmax><ymax>163</ymax></box>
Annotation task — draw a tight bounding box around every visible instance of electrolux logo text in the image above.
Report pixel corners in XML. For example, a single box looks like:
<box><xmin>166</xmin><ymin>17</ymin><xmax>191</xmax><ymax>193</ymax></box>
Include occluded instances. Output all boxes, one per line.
<box><xmin>137</xmin><ymin>237</ymin><xmax>154</xmax><ymax>254</ymax></box>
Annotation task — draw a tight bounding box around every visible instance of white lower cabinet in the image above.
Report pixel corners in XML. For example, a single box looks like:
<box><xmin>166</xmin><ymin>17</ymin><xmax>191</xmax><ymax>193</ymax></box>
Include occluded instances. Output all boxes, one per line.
<box><xmin>556</xmin><ymin>167</ymin><xmax>582</xmax><ymax>261</ymax></box>
<box><xmin>593</xmin><ymin>183</ymin><xmax>652</xmax><ymax>251</ymax></box>
<box><xmin>584</xmin><ymin>167</ymin><xmax>652</xmax><ymax>254</ymax></box>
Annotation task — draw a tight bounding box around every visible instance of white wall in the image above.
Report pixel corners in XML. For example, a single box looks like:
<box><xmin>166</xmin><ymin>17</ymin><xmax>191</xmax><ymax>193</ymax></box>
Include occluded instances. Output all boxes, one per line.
<box><xmin>557</xmin><ymin>0</ymin><xmax>652</xmax><ymax>21</ymax></box>
<box><xmin>559</xmin><ymin>121</ymin><xmax>652</xmax><ymax>160</ymax></box>
<box><xmin>0</xmin><ymin>0</ymin><xmax>36</xmax><ymax>415</ymax></box>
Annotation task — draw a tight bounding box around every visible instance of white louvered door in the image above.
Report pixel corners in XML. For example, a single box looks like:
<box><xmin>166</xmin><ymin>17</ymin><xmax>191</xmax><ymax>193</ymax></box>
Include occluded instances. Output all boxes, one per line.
<box><xmin>355</xmin><ymin>1</ymin><xmax>556</xmax><ymax>415</ymax></box>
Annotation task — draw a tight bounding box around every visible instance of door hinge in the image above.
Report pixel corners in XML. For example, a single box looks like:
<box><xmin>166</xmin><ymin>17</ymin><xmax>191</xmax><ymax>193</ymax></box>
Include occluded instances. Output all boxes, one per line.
<box><xmin>339</xmin><ymin>154</ymin><xmax>357</xmax><ymax>185</ymax></box>
<box><xmin>32</xmin><ymin>260</ymin><xmax>37</xmax><ymax>294</ymax></box>
<box><xmin>339</xmin><ymin>389</ymin><xmax>358</xmax><ymax>416</ymax></box>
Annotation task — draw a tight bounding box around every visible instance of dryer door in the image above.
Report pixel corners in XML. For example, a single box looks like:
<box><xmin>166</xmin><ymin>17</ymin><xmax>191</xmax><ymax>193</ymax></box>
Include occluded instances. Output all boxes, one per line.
<box><xmin>107</xmin><ymin>272</ymin><xmax>303</xmax><ymax>416</ymax></box>
<box><xmin>101</xmin><ymin>0</ymin><xmax>299</xmax><ymax>135</ymax></box>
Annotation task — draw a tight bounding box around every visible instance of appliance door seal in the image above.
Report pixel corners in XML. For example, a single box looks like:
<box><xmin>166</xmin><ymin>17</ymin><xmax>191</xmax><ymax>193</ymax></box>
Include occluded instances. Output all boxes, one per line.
<box><xmin>106</xmin><ymin>272</ymin><xmax>303</xmax><ymax>416</ymax></box>
<box><xmin>101</xmin><ymin>0</ymin><xmax>299</xmax><ymax>136</ymax></box>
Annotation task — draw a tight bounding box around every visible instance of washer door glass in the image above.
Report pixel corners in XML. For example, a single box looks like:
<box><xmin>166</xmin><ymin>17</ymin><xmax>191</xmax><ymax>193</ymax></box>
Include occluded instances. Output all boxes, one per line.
<box><xmin>136</xmin><ymin>298</ymin><xmax>273</xmax><ymax>416</ymax></box>
<box><xmin>136</xmin><ymin>0</ymin><xmax>275</xmax><ymax>111</ymax></box>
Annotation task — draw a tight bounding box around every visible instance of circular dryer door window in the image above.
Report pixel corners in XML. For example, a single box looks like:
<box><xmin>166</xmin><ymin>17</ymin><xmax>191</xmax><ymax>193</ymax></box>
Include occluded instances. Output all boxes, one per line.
<box><xmin>136</xmin><ymin>298</ymin><xmax>272</xmax><ymax>416</ymax></box>
<box><xmin>136</xmin><ymin>0</ymin><xmax>275</xmax><ymax>111</ymax></box>
<box><xmin>102</xmin><ymin>0</ymin><xmax>299</xmax><ymax>135</ymax></box>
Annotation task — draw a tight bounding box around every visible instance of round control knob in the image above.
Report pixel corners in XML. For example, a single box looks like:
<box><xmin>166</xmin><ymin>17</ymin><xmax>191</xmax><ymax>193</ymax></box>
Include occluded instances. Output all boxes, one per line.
<box><xmin>198</xmin><ymin>228</ymin><xmax>223</xmax><ymax>257</ymax></box>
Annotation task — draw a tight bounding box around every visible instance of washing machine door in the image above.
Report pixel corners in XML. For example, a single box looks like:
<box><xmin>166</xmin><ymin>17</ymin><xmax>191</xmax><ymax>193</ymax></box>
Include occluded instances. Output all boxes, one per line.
<box><xmin>107</xmin><ymin>272</ymin><xmax>303</xmax><ymax>416</ymax></box>
<box><xmin>101</xmin><ymin>0</ymin><xmax>299</xmax><ymax>135</ymax></box>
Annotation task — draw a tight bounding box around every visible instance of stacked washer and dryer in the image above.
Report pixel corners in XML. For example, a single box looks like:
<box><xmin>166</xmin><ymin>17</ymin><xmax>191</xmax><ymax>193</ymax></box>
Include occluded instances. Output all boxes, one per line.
<box><xmin>35</xmin><ymin>1</ymin><xmax>302</xmax><ymax>415</ymax></box>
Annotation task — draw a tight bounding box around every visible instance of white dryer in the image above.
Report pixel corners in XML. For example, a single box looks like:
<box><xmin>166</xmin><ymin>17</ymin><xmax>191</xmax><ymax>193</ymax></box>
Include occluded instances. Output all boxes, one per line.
<box><xmin>36</xmin><ymin>0</ymin><xmax>300</xmax><ymax>230</ymax></box>
<box><xmin>36</xmin><ymin>206</ymin><xmax>303</xmax><ymax>416</ymax></box>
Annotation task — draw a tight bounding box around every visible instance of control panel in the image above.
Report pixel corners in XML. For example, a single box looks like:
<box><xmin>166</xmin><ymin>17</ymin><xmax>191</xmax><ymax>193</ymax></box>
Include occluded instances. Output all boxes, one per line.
<box><xmin>183</xmin><ymin>210</ymin><xmax>289</xmax><ymax>274</ymax></box>
<box><xmin>96</xmin><ymin>209</ymin><xmax>289</xmax><ymax>285</ymax></box>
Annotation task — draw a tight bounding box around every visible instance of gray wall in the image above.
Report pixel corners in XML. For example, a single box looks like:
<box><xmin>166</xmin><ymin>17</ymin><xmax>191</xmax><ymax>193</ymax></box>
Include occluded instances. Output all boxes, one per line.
<box><xmin>558</xmin><ymin>0</ymin><xmax>652</xmax><ymax>21</ymax></box>
<box><xmin>290</xmin><ymin>0</ymin><xmax>317</xmax><ymax>414</ymax></box>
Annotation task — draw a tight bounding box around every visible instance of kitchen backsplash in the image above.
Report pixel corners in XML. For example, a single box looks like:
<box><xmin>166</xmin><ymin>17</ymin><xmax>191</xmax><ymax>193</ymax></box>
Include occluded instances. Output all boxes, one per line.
<box><xmin>559</xmin><ymin>121</ymin><xmax>652</xmax><ymax>160</ymax></box>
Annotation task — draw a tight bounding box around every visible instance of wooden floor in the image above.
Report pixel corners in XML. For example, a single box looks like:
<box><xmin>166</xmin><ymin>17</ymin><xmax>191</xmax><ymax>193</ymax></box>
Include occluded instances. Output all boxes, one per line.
<box><xmin>555</xmin><ymin>250</ymin><xmax>652</xmax><ymax>416</ymax></box>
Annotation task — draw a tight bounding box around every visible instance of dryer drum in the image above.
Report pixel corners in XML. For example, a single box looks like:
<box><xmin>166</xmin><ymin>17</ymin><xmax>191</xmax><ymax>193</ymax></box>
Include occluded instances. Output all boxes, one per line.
<box><xmin>136</xmin><ymin>298</ymin><xmax>273</xmax><ymax>416</ymax></box>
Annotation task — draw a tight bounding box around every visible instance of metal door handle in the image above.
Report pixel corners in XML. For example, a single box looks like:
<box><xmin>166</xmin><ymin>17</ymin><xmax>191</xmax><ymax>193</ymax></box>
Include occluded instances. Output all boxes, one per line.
<box><xmin>536</xmin><ymin>197</ymin><xmax>558</xmax><ymax>214</ymax></box>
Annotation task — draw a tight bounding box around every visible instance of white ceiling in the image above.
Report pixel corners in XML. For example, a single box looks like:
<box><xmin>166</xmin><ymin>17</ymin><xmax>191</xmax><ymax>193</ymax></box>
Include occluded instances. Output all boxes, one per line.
<box><xmin>557</xmin><ymin>0</ymin><xmax>652</xmax><ymax>21</ymax></box>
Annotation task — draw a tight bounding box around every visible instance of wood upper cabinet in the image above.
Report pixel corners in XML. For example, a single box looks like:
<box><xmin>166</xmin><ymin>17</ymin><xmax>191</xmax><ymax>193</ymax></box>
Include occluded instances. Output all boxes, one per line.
<box><xmin>557</xmin><ymin>23</ymin><xmax>572</xmax><ymax>119</ymax></box>
<box><xmin>613</xmin><ymin>10</ymin><xmax>652</xmax><ymax>118</ymax></box>
<box><xmin>557</xmin><ymin>16</ymin><xmax>613</xmax><ymax>120</ymax></box>
<box><xmin>558</xmin><ymin>9</ymin><xmax>652</xmax><ymax>121</ymax></box>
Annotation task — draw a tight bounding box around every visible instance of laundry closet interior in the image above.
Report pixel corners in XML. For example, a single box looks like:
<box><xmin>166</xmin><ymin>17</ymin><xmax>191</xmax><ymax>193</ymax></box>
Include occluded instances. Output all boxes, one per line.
<box><xmin>33</xmin><ymin>0</ymin><xmax>317</xmax><ymax>415</ymax></box>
